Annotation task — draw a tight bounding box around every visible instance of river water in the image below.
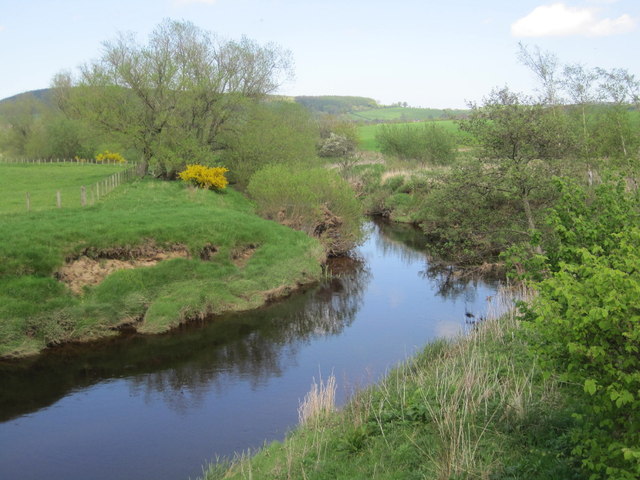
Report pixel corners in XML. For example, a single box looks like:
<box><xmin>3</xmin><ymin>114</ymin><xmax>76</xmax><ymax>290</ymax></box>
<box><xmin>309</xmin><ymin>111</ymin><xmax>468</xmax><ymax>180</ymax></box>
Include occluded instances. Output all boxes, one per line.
<box><xmin>0</xmin><ymin>220</ymin><xmax>498</xmax><ymax>480</ymax></box>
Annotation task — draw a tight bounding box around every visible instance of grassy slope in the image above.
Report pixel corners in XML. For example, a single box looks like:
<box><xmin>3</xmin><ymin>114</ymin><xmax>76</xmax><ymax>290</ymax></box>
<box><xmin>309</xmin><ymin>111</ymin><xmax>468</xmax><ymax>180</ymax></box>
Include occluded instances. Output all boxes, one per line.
<box><xmin>203</xmin><ymin>295</ymin><xmax>581</xmax><ymax>480</ymax></box>
<box><xmin>0</xmin><ymin>173</ymin><xmax>325</xmax><ymax>358</ymax></box>
<box><xmin>0</xmin><ymin>162</ymin><xmax>127</xmax><ymax>213</ymax></box>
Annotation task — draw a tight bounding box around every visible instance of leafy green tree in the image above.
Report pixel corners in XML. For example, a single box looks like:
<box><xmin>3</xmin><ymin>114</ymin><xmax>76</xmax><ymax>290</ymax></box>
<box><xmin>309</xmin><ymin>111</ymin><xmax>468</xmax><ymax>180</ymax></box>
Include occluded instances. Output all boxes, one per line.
<box><xmin>53</xmin><ymin>19</ymin><xmax>292</xmax><ymax>176</ymax></box>
<box><xmin>0</xmin><ymin>94</ymin><xmax>47</xmax><ymax>156</ymax></box>
<box><xmin>220</xmin><ymin>101</ymin><xmax>319</xmax><ymax>186</ymax></box>
<box><xmin>316</xmin><ymin>115</ymin><xmax>359</xmax><ymax>158</ymax></box>
<box><xmin>591</xmin><ymin>67</ymin><xmax>640</xmax><ymax>173</ymax></box>
<box><xmin>460</xmin><ymin>87</ymin><xmax>574</xmax><ymax>238</ymax></box>
<box><xmin>517</xmin><ymin>42</ymin><xmax>561</xmax><ymax>106</ymax></box>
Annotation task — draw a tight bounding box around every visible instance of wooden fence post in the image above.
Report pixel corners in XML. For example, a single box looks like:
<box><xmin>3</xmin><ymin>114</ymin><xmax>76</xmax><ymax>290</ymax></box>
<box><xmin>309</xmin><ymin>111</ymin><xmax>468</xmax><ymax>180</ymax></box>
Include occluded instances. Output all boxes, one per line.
<box><xmin>81</xmin><ymin>186</ymin><xmax>86</xmax><ymax>207</ymax></box>
<box><xmin>26</xmin><ymin>192</ymin><xmax>30</xmax><ymax>212</ymax></box>
<box><xmin>56</xmin><ymin>191</ymin><xmax>61</xmax><ymax>208</ymax></box>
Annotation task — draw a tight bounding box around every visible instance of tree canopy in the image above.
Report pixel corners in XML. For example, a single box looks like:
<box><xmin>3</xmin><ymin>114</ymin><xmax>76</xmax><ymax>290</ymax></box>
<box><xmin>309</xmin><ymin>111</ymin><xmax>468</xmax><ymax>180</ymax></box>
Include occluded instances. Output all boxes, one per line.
<box><xmin>53</xmin><ymin>19</ymin><xmax>293</xmax><ymax>176</ymax></box>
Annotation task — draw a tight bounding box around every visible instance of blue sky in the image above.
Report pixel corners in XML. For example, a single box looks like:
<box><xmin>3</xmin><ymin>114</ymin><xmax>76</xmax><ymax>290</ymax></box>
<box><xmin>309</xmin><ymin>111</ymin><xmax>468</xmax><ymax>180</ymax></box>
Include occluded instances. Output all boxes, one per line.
<box><xmin>0</xmin><ymin>0</ymin><xmax>638</xmax><ymax>108</ymax></box>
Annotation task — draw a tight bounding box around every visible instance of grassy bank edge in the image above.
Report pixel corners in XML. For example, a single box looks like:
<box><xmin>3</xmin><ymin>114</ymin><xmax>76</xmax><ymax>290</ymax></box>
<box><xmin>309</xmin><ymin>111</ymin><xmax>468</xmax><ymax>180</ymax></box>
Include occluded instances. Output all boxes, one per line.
<box><xmin>0</xmin><ymin>179</ymin><xmax>327</xmax><ymax>359</ymax></box>
<box><xmin>200</xmin><ymin>287</ymin><xmax>581</xmax><ymax>480</ymax></box>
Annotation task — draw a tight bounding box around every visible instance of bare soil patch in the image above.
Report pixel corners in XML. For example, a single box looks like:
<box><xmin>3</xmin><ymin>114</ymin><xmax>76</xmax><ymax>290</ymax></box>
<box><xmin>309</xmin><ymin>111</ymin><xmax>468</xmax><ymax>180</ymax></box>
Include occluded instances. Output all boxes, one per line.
<box><xmin>56</xmin><ymin>242</ymin><xmax>192</xmax><ymax>294</ymax></box>
<box><xmin>231</xmin><ymin>244</ymin><xmax>258</xmax><ymax>268</ymax></box>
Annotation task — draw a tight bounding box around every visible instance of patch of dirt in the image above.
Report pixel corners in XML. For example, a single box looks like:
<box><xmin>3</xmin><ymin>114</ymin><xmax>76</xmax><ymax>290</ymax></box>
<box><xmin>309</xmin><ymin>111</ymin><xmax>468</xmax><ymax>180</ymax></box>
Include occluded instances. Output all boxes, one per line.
<box><xmin>56</xmin><ymin>242</ymin><xmax>194</xmax><ymax>294</ymax></box>
<box><xmin>231</xmin><ymin>244</ymin><xmax>258</xmax><ymax>268</ymax></box>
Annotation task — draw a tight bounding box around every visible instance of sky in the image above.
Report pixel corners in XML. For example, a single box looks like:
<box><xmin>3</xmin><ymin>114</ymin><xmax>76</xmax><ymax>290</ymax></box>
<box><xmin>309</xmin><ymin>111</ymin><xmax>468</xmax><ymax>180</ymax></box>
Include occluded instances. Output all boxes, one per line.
<box><xmin>0</xmin><ymin>0</ymin><xmax>638</xmax><ymax>109</ymax></box>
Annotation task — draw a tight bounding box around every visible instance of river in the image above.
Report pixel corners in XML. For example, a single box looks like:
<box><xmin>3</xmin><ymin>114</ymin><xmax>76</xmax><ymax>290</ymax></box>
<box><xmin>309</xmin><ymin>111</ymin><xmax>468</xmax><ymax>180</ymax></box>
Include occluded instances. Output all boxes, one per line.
<box><xmin>0</xmin><ymin>220</ymin><xmax>498</xmax><ymax>480</ymax></box>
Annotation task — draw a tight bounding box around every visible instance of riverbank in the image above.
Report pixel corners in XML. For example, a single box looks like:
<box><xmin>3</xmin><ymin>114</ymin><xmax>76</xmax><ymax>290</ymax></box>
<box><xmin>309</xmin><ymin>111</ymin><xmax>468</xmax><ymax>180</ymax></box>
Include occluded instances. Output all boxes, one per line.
<box><xmin>0</xmin><ymin>178</ymin><xmax>325</xmax><ymax>359</ymax></box>
<box><xmin>201</xmin><ymin>287</ymin><xmax>581</xmax><ymax>480</ymax></box>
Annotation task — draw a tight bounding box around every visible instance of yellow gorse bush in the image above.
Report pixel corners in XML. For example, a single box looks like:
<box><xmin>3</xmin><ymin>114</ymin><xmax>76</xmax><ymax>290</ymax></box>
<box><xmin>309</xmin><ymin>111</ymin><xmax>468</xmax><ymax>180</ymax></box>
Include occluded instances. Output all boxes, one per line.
<box><xmin>95</xmin><ymin>150</ymin><xmax>126</xmax><ymax>163</ymax></box>
<box><xmin>178</xmin><ymin>164</ymin><xmax>229</xmax><ymax>191</ymax></box>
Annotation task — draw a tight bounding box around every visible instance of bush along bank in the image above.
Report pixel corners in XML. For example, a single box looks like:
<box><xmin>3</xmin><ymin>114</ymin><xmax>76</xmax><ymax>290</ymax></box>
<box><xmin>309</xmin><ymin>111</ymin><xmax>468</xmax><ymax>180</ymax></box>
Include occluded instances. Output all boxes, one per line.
<box><xmin>0</xmin><ymin>179</ymin><xmax>325</xmax><ymax>358</ymax></box>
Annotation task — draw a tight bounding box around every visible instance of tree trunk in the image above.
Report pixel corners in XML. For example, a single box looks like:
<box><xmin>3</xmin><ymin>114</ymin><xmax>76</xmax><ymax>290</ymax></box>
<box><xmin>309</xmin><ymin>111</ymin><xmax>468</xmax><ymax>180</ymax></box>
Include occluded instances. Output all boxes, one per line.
<box><xmin>522</xmin><ymin>194</ymin><xmax>544</xmax><ymax>255</ymax></box>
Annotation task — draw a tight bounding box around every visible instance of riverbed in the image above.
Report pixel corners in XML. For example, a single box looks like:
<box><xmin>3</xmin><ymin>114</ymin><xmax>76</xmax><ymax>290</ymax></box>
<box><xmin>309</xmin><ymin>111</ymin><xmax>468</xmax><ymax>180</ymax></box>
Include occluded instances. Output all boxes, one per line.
<box><xmin>0</xmin><ymin>220</ymin><xmax>498</xmax><ymax>480</ymax></box>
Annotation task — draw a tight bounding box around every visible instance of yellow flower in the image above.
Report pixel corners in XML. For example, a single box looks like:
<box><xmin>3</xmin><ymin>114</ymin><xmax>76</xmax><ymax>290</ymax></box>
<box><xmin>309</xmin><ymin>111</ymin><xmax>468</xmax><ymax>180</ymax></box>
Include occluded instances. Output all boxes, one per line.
<box><xmin>179</xmin><ymin>164</ymin><xmax>229</xmax><ymax>190</ymax></box>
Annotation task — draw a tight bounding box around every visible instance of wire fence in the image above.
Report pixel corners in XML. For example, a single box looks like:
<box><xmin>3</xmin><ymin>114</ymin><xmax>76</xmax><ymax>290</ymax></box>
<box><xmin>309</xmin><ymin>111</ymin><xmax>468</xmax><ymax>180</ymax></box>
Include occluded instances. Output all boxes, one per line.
<box><xmin>0</xmin><ymin>159</ymin><xmax>146</xmax><ymax>212</ymax></box>
<box><xmin>0</xmin><ymin>157</ymin><xmax>132</xmax><ymax>166</ymax></box>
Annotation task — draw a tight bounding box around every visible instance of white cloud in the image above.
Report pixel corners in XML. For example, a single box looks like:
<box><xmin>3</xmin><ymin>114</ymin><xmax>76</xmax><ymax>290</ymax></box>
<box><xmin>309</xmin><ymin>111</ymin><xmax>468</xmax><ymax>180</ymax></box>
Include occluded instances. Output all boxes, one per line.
<box><xmin>511</xmin><ymin>3</ymin><xmax>636</xmax><ymax>37</ymax></box>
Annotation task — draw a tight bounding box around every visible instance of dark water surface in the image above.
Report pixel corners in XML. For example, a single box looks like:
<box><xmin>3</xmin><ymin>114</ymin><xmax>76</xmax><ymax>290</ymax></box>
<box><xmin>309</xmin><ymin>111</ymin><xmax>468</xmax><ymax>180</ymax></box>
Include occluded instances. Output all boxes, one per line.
<box><xmin>0</xmin><ymin>221</ymin><xmax>498</xmax><ymax>480</ymax></box>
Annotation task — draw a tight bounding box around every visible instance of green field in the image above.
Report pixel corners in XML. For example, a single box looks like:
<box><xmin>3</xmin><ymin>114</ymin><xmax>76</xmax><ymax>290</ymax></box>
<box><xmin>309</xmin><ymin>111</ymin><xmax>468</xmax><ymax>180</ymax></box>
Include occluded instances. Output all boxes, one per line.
<box><xmin>358</xmin><ymin>120</ymin><xmax>471</xmax><ymax>151</ymax></box>
<box><xmin>348</xmin><ymin>107</ymin><xmax>468</xmax><ymax>123</ymax></box>
<box><xmin>0</xmin><ymin>169</ymin><xmax>324</xmax><ymax>358</ymax></box>
<box><xmin>0</xmin><ymin>162</ymin><xmax>127</xmax><ymax>213</ymax></box>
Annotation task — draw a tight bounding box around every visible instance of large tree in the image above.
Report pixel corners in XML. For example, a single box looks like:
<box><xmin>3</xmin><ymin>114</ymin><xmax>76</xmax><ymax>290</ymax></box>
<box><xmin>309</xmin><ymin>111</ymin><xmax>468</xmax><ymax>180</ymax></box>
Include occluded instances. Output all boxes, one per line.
<box><xmin>53</xmin><ymin>19</ymin><xmax>292</xmax><ymax>176</ymax></box>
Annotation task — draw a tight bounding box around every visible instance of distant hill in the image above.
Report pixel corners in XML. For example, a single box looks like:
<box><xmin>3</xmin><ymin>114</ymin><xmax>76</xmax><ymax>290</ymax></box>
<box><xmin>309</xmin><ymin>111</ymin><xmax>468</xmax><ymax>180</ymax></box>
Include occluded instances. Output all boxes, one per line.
<box><xmin>294</xmin><ymin>96</ymin><xmax>379</xmax><ymax>115</ymax></box>
<box><xmin>292</xmin><ymin>96</ymin><xmax>468</xmax><ymax>122</ymax></box>
<box><xmin>0</xmin><ymin>89</ymin><xmax>52</xmax><ymax>106</ymax></box>
<box><xmin>0</xmin><ymin>89</ymin><xmax>469</xmax><ymax>123</ymax></box>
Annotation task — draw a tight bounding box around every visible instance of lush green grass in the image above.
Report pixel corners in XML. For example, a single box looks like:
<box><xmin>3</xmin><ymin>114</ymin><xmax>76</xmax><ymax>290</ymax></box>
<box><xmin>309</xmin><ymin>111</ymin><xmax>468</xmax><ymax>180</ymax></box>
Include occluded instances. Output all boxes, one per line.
<box><xmin>0</xmin><ymin>178</ymin><xmax>324</xmax><ymax>358</ymax></box>
<box><xmin>202</xmin><ymin>292</ymin><xmax>582</xmax><ymax>480</ymax></box>
<box><xmin>358</xmin><ymin>120</ymin><xmax>472</xmax><ymax>152</ymax></box>
<box><xmin>348</xmin><ymin>107</ymin><xmax>468</xmax><ymax>123</ymax></box>
<box><xmin>0</xmin><ymin>162</ymin><xmax>128</xmax><ymax>213</ymax></box>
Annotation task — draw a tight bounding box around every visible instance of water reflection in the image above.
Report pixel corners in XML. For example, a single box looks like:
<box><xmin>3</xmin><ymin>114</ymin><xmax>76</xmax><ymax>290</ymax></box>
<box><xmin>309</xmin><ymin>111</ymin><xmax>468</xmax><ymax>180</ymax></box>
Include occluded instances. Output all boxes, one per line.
<box><xmin>0</xmin><ymin>253</ymin><xmax>371</xmax><ymax>422</ymax></box>
<box><xmin>0</xmin><ymin>220</ymin><xmax>498</xmax><ymax>480</ymax></box>
<box><xmin>374</xmin><ymin>218</ymin><xmax>498</xmax><ymax>309</ymax></box>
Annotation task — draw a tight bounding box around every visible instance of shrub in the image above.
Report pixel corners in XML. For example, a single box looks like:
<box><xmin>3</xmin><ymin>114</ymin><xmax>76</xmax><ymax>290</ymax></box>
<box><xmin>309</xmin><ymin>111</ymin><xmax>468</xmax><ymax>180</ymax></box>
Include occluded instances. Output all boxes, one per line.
<box><xmin>247</xmin><ymin>165</ymin><xmax>362</xmax><ymax>255</ymax></box>
<box><xmin>530</xmin><ymin>228</ymin><xmax>640</xmax><ymax>479</ymax></box>
<box><xmin>95</xmin><ymin>150</ymin><xmax>126</xmax><ymax>163</ymax></box>
<box><xmin>375</xmin><ymin>123</ymin><xmax>456</xmax><ymax>165</ymax></box>
<box><xmin>317</xmin><ymin>133</ymin><xmax>356</xmax><ymax>158</ymax></box>
<box><xmin>525</xmin><ymin>179</ymin><xmax>640</xmax><ymax>479</ymax></box>
<box><xmin>178</xmin><ymin>164</ymin><xmax>229</xmax><ymax>191</ymax></box>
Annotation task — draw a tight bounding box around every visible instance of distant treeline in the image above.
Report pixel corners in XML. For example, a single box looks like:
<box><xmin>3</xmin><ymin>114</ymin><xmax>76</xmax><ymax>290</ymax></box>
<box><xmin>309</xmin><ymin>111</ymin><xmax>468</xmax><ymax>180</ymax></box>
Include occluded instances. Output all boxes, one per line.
<box><xmin>294</xmin><ymin>95</ymin><xmax>379</xmax><ymax>114</ymax></box>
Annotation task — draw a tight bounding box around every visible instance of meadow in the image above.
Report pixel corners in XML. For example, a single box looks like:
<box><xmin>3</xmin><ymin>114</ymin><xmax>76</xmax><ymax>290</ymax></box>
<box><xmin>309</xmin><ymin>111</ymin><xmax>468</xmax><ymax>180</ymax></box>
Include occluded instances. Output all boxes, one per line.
<box><xmin>357</xmin><ymin>120</ymin><xmax>472</xmax><ymax>151</ymax></box>
<box><xmin>0</xmin><ymin>162</ymin><xmax>128</xmax><ymax>213</ymax></box>
<box><xmin>347</xmin><ymin>106</ymin><xmax>468</xmax><ymax>122</ymax></box>
<box><xmin>0</xmin><ymin>166</ymin><xmax>324</xmax><ymax>358</ymax></box>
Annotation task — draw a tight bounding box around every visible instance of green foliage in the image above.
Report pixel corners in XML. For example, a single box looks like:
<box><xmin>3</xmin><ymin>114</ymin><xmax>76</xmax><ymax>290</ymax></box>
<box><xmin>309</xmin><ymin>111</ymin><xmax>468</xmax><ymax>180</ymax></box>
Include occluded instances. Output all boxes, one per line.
<box><xmin>247</xmin><ymin>164</ymin><xmax>363</xmax><ymax>255</ymax></box>
<box><xmin>0</xmin><ymin>94</ymin><xmax>98</xmax><ymax>159</ymax></box>
<box><xmin>375</xmin><ymin>123</ymin><xmax>457</xmax><ymax>165</ymax></box>
<box><xmin>530</xmin><ymin>229</ymin><xmax>640</xmax><ymax>479</ymax></box>
<box><xmin>54</xmin><ymin>20</ymin><xmax>293</xmax><ymax>177</ymax></box>
<box><xmin>460</xmin><ymin>87</ymin><xmax>575</xmax><ymax>163</ymax></box>
<box><xmin>523</xmin><ymin>179</ymin><xmax>640</xmax><ymax>479</ymax></box>
<box><xmin>544</xmin><ymin>178</ymin><xmax>639</xmax><ymax>271</ymax></box>
<box><xmin>221</xmin><ymin>101</ymin><xmax>319</xmax><ymax>186</ymax></box>
<box><xmin>316</xmin><ymin>115</ymin><xmax>359</xmax><ymax>159</ymax></box>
